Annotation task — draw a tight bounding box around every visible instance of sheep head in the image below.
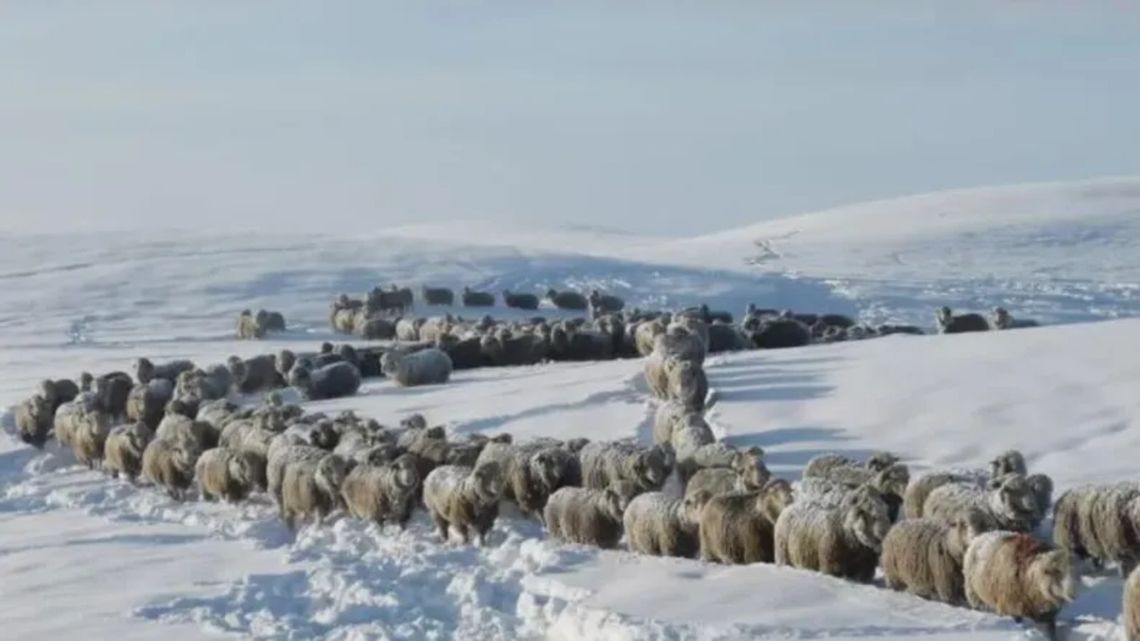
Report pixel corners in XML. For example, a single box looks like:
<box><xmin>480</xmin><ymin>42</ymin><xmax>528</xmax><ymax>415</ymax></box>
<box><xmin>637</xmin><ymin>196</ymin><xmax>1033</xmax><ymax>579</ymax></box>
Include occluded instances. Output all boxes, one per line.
<box><xmin>842</xmin><ymin>486</ymin><xmax>891</xmax><ymax>552</ymax></box>
<box><xmin>1028</xmin><ymin>548</ymin><xmax>1079</xmax><ymax>606</ymax></box>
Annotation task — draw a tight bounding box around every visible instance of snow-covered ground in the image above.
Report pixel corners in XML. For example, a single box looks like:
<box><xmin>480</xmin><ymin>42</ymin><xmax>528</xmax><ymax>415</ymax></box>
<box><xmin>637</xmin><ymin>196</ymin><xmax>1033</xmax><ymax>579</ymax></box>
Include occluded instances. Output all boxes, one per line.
<box><xmin>3</xmin><ymin>178</ymin><xmax>1140</xmax><ymax>640</ymax></box>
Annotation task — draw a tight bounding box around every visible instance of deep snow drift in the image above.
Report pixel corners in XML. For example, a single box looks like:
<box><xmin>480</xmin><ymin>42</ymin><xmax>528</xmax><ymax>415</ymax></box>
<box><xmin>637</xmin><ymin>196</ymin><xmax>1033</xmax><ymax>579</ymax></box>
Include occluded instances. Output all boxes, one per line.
<box><xmin>3</xmin><ymin>178</ymin><xmax>1140</xmax><ymax>640</ymax></box>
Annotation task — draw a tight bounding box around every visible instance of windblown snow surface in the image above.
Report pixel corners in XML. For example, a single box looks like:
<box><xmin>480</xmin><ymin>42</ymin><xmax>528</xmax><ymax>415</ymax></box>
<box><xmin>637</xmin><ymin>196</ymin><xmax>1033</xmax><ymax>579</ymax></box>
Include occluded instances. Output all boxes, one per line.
<box><xmin>2</xmin><ymin>177</ymin><xmax>1140</xmax><ymax>640</ymax></box>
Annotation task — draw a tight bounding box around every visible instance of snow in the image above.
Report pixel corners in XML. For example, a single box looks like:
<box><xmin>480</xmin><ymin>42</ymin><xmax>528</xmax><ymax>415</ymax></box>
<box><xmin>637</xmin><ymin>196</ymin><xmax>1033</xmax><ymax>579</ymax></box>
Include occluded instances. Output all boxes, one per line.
<box><xmin>3</xmin><ymin>177</ymin><xmax>1140</xmax><ymax>639</ymax></box>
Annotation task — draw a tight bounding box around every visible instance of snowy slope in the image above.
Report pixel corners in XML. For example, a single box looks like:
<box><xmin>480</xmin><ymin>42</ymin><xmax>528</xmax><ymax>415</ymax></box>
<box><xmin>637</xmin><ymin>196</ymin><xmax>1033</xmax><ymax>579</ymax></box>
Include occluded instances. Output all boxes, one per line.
<box><xmin>3</xmin><ymin>178</ymin><xmax>1140</xmax><ymax>640</ymax></box>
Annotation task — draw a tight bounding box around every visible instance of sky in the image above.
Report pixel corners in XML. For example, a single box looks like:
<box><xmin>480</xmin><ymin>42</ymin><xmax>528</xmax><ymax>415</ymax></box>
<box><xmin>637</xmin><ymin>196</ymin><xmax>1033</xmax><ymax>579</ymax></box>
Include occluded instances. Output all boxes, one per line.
<box><xmin>2</xmin><ymin>1</ymin><xmax>1139</xmax><ymax>236</ymax></box>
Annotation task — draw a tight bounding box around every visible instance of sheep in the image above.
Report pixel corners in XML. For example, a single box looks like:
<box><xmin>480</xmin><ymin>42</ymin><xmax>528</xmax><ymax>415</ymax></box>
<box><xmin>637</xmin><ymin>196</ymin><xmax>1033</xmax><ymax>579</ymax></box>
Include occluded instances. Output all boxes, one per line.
<box><xmin>103</xmin><ymin>421</ymin><xmax>154</xmax><ymax>482</ymax></box>
<box><xmin>422</xmin><ymin>286</ymin><xmax>455</xmax><ymax>306</ymax></box>
<box><xmin>126</xmin><ymin>379</ymin><xmax>175</xmax><ymax>430</ymax></box>
<box><xmin>1125</xmin><ymin>565</ymin><xmax>1140</xmax><ymax>641</ymax></box>
<box><xmin>196</xmin><ymin>399</ymin><xmax>241</xmax><ymax>432</ymax></box>
<box><xmin>748</xmin><ymin>317</ymin><xmax>812</xmax><ymax>349</ymax></box>
<box><xmin>924</xmin><ymin>474</ymin><xmax>1042</xmax><ymax>533</ymax></box>
<box><xmin>380</xmin><ymin>347</ymin><xmax>453</xmax><ymax>387</ymax></box>
<box><xmin>669</xmin><ymin>419</ymin><xmax>715</xmax><ymax>477</ymax></box>
<box><xmin>236</xmin><ymin>309</ymin><xmax>265</xmax><ymax>339</ymax></box>
<box><xmin>684</xmin><ymin>450</ymin><xmax>771</xmax><ymax>502</ymax></box>
<box><xmin>15</xmin><ymin>381</ymin><xmax>57</xmax><ymax>448</ymax></box>
<box><xmin>992</xmin><ymin>307</ymin><xmax>1039</xmax><ymax>330</ymax></box>
<box><xmin>904</xmin><ymin>450</ymin><xmax>1029</xmax><ymax>518</ymax></box>
<box><xmin>423</xmin><ymin>462</ymin><xmax>504</xmax><ymax>546</ymax></box>
<box><xmin>155</xmin><ymin>412</ymin><xmax>219</xmax><ymax>452</ymax></box>
<box><xmin>142</xmin><ymin>432</ymin><xmax>201</xmax><ymax>500</ymax></box>
<box><xmin>461</xmin><ymin>287</ymin><xmax>495</xmax><ymax>308</ymax></box>
<box><xmin>652</xmin><ymin>400</ymin><xmax>695</xmax><ymax>446</ymax></box>
<box><xmin>396</xmin><ymin>317</ymin><xmax>426</xmax><ymax>342</ymax></box>
<box><xmin>963</xmin><ymin>531</ymin><xmax>1078</xmax><ymax>640</ymax></box>
<box><xmin>91</xmin><ymin>371</ymin><xmax>133</xmax><ymax>417</ymax></box>
<box><xmin>681</xmin><ymin>442</ymin><xmax>765</xmax><ymax>486</ymax></box>
<box><xmin>135</xmin><ymin>357</ymin><xmax>195</xmax><ymax>385</ymax></box>
<box><xmin>634</xmin><ymin>318</ymin><xmax>668</xmax><ymax>357</ymax></box>
<box><xmin>668</xmin><ymin>315</ymin><xmax>709</xmax><ymax>357</ymax></box>
<box><xmin>699</xmin><ymin>479</ymin><xmax>795</xmax><ymax>565</ymax></box>
<box><xmin>280</xmin><ymin>453</ymin><xmax>351</xmax><ymax>529</ymax></box>
<box><xmin>71</xmin><ymin>408</ymin><xmax>113</xmax><ymax>470</ymax></box>
<box><xmin>266</xmin><ymin>441</ymin><xmax>327</xmax><ymax>505</ymax></box>
<box><xmin>546</xmin><ymin>288</ymin><xmax>587</xmax><ymax>311</ymax></box>
<box><xmin>880</xmin><ymin>510</ymin><xmax>994</xmax><ymax>606</ymax></box>
<box><xmin>290</xmin><ymin>361</ymin><xmax>362</xmax><ymax>400</ymax></box>
<box><xmin>587</xmin><ymin>290</ymin><xmax>624</xmax><ymax>316</ymax></box>
<box><xmin>936</xmin><ymin>306</ymin><xmax>990</xmax><ymax>333</ymax></box>
<box><xmin>803</xmin><ymin>451</ymin><xmax>900</xmax><ymax>480</ymax></box>
<box><xmin>706</xmin><ymin>322</ymin><xmax>748</xmax><ymax>353</ymax></box>
<box><xmin>472</xmin><ymin>440</ymin><xmax>581</xmax><ymax>517</ymax></box>
<box><xmin>228</xmin><ymin>354</ymin><xmax>282</xmax><ymax>394</ymax></box>
<box><xmin>340</xmin><ymin>453</ymin><xmax>420</xmax><ymax>528</ymax></box>
<box><xmin>643</xmin><ymin>353</ymin><xmax>675</xmax><ymax>400</ymax></box>
<box><xmin>503</xmin><ymin>290</ymin><xmax>540</xmax><ymax>310</ymax></box>
<box><xmin>774</xmin><ymin>485</ymin><xmax>891</xmax><ymax>582</ymax></box>
<box><xmin>196</xmin><ymin>447</ymin><xmax>265</xmax><ymax>502</ymax></box>
<box><xmin>53</xmin><ymin>393</ymin><xmax>95</xmax><ymax>450</ymax></box>
<box><xmin>623</xmin><ymin>490</ymin><xmax>709</xmax><ymax>558</ymax></box>
<box><xmin>357</xmin><ymin>316</ymin><xmax>398</xmax><ymax>340</ymax></box>
<box><xmin>1052</xmin><ymin>482</ymin><xmax>1140</xmax><ymax>575</ymax></box>
<box><xmin>579</xmin><ymin>441</ymin><xmax>672</xmax><ymax>495</ymax></box>
<box><xmin>176</xmin><ymin>364</ymin><xmax>234</xmax><ymax>402</ymax></box>
<box><xmin>654</xmin><ymin>326</ymin><xmax>706</xmax><ymax>366</ymax></box>
<box><xmin>256</xmin><ymin>309</ymin><xmax>286</xmax><ymax>332</ymax></box>
<box><xmin>801</xmin><ymin>458</ymin><xmax>909</xmax><ymax>522</ymax></box>
<box><xmin>543</xmin><ymin>482</ymin><xmax>638</xmax><ymax>549</ymax></box>
<box><xmin>666</xmin><ymin>359</ymin><xmax>708</xmax><ymax>412</ymax></box>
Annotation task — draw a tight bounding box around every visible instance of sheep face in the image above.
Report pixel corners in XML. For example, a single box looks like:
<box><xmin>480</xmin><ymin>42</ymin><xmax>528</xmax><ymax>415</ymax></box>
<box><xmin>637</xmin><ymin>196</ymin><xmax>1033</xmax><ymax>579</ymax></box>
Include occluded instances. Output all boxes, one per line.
<box><xmin>936</xmin><ymin>306</ymin><xmax>953</xmax><ymax>328</ymax></box>
<box><xmin>994</xmin><ymin>474</ymin><xmax>1041</xmax><ymax>520</ymax></box>
<box><xmin>1029</xmin><ymin>549</ymin><xmax>1078</xmax><ymax>605</ymax></box>
<box><xmin>531</xmin><ymin>448</ymin><xmax>569</xmax><ymax>490</ymax></box>
<box><xmin>759</xmin><ymin>479</ymin><xmax>795</xmax><ymax>522</ymax></box>
<box><xmin>988</xmin><ymin>450</ymin><xmax>1028</xmax><ymax>478</ymax></box>
<box><xmin>228</xmin><ymin>453</ymin><xmax>256</xmax><ymax>487</ymax></box>
<box><xmin>309</xmin><ymin>421</ymin><xmax>339</xmax><ymax>450</ymax></box>
<box><xmin>681</xmin><ymin>489</ymin><xmax>710</xmax><ymax>525</ymax></box>
<box><xmin>873</xmin><ymin>464</ymin><xmax>911</xmax><ymax>498</ymax></box>
<box><xmin>315</xmin><ymin>455</ymin><xmax>351</xmax><ymax>502</ymax></box>
<box><xmin>866</xmin><ymin>451</ymin><xmax>899</xmax><ymax>472</ymax></box>
<box><xmin>1027</xmin><ymin>473</ymin><xmax>1054</xmax><ymax>513</ymax></box>
<box><xmin>843</xmin><ymin>488</ymin><xmax>891</xmax><ymax>552</ymax></box>
<box><xmin>949</xmin><ymin>507</ymin><xmax>995</xmax><ymax>557</ymax></box>
<box><xmin>472</xmin><ymin>461</ymin><xmax>504</xmax><ymax>504</ymax></box>
<box><xmin>393</xmin><ymin>454</ymin><xmax>420</xmax><ymax>491</ymax></box>
<box><xmin>275</xmin><ymin>350</ymin><xmax>297</xmax><ymax>376</ymax></box>
<box><xmin>733</xmin><ymin>448</ymin><xmax>770</xmax><ymax>489</ymax></box>
<box><xmin>630</xmin><ymin>447</ymin><xmax>671</xmax><ymax>489</ymax></box>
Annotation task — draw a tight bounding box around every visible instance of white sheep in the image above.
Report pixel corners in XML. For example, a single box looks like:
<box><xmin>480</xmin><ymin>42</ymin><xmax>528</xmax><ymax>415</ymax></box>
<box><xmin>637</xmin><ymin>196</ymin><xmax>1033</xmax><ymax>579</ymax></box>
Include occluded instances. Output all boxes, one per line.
<box><xmin>622</xmin><ymin>490</ymin><xmax>708</xmax><ymax>558</ymax></box>
<box><xmin>774</xmin><ymin>485</ymin><xmax>890</xmax><ymax>582</ymax></box>
<box><xmin>340</xmin><ymin>454</ymin><xmax>420</xmax><ymax>528</ymax></box>
<box><xmin>381</xmin><ymin>347</ymin><xmax>453</xmax><ymax>387</ymax></box>
<box><xmin>422</xmin><ymin>463</ymin><xmax>504</xmax><ymax>546</ymax></box>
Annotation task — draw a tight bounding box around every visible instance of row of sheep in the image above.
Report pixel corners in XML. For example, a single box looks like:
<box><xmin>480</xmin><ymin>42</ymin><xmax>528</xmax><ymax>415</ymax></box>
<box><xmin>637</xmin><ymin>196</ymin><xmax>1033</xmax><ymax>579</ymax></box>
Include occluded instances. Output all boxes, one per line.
<box><xmin>15</xmin><ymin>359</ymin><xmax>1139</xmax><ymax>639</ymax></box>
<box><xmin>327</xmin><ymin>285</ymin><xmax>626</xmax><ymax>325</ymax></box>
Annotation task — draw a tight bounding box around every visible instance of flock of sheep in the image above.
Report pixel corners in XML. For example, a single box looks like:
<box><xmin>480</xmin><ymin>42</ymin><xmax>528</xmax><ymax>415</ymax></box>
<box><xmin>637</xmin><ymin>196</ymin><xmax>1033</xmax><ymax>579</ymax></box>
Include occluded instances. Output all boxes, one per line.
<box><xmin>15</xmin><ymin>288</ymin><xmax>1112</xmax><ymax>641</ymax></box>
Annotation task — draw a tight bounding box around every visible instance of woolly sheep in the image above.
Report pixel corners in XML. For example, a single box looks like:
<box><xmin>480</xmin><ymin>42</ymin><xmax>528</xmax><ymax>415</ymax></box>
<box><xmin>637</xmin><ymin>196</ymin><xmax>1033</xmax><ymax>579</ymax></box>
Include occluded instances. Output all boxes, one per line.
<box><xmin>280</xmin><ymin>453</ymin><xmax>351</xmax><ymax>529</ymax></box>
<box><xmin>126</xmin><ymin>379</ymin><xmax>175</xmax><ymax>430</ymax></box>
<box><xmin>103</xmin><ymin>421</ymin><xmax>154</xmax><ymax>482</ymax></box>
<box><xmin>382</xmin><ymin>347</ymin><xmax>452</xmax><ymax>386</ymax></box>
<box><xmin>580</xmin><ymin>441</ymin><xmax>672</xmax><ymax>495</ymax></box>
<box><xmin>803</xmin><ymin>451</ymin><xmax>900</xmax><ymax>480</ymax></box>
<box><xmin>422</xmin><ymin>286</ymin><xmax>454</xmax><ymax>306</ymax></box>
<box><xmin>228</xmin><ymin>354</ymin><xmax>282</xmax><ymax>394</ymax></box>
<box><xmin>652</xmin><ymin>327</ymin><xmax>706</xmax><ymax>366</ymax></box>
<box><xmin>748</xmin><ymin>317</ymin><xmax>812</xmax><ymax>349</ymax></box>
<box><xmin>666</xmin><ymin>359</ymin><xmax>708</xmax><ymax>412</ymax></box>
<box><xmin>176</xmin><ymin>364</ymin><xmax>234</xmax><ymax>402</ymax></box>
<box><xmin>256</xmin><ymin>309</ymin><xmax>286</xmax><ymax>333</ymax></box>
<box><xmin>681</xmin><ymin>442</ymin><xmax>765</xmax><ymax>486</ymax></box>
<box><xmin>155</xmin><ymin>412</ymin><xmax>218</xmax><ymax>451</ymax></box>
<box><xmin>634</xmin><ymin>318</ymin><xmax>668</xmax><ymax>357</ymax></box>
<box><xmin>546</xmin><ymin>289</ymin><xmax>587</xmax><ymax>311</ymax></box>
<box><xmin>880</xmin><ymin>510</ymin><xmax>994</xmax><ymax>605</ymax></box>
<box><xmin>142</xmin><ymin>432</ymin><xmax>201</xmax><ymax>500</ymax></box>
<box><xmin>699</xmin><ymin>479</ymin><xmax>795</xmax><ymax>565</ymax></box>
<box><xmin>357</xmin><ymin>316</ymin><xmax>398</xmax><ymax>340</ymax></box>
<box><xmin>71</xmin><ymin>408</ymin><xmax>113</xmax><ymax>469</ymax></box>
<box><xmin>1052</xmin><ymin>482</ymin><xmax>1140</xmax><ymax>574</ymax></box>
<box><xmin>774</xmin><ymin>485</ymin><xmax>891</xmax><ymax>582</ymax></box>
<box><xmin>668</xmin><ymin>315</ymin><xmax>709</xmax><ymax>357</ymax></box>
<box><xmin>461</xmin><ymin>287</ymin><xmax>495</xmax><ymax>308</ymax></box>
<box><xmin>669</xmin><ymin>420</ymin><xmax>716</xmax><ymax>479</ymax></box>
<box><xmin>53</xmin><ymin>393</ymin><xmax>95</xmax><ymax>450</ymax></box>
<box><xmin>587</xmin><ymin>290</ymin><xmax>624</xmax><ymax>315</ymax></box>
<box><xmin>1125</xmin><ymin>565</ymin><xmax>1140</xmax><ymax>641</ymax></box>
<box><xmin>236</xmin><ymin>309</ymin><xmax>265</xmax><ymax>339</ymax></box>
<box><xmin>267</xmin><ymin>441</ymin><xmax>327</xmax><ymax>505</ymax></box>
<box><xmin>936</xmin><ymin>306</ymin><xmax>990</xmax><ymax>334</ymax></box>
<box><xmin>652</xmin><ymin>401</ymin><xmax>696</xmax><ymax>446</ymax></box>
<box><xmin>395</xmin><ymin>317</ymin><xmax>426</xmax><ymax>342</ymax></box>
<box><xmin>684</xmin><ymin>451</ymin><xmax>771</xmax><ymax>502</ymax></box>
<box><xmin>963</xmin><ymin>531</ymin><xmax>1078</xmax><ymax>639</ymax></box>
<box><xmin>474</xmin><ymin>440</ymin><xmax>582</xmax><ymax>518</ymax></box>
<box><xmin>90</xmin><ymin>371</ymin><xmax>133</xmax><ymax>417</ymax></box>
<box><xmin>135</xmin><ymin>358</ymin><xmax>195</xmax><ymax>385</ymax></box>
<box><xmin>503</xmin><ymin>290</ymin><xmax>540</xmax><ymax>310</ymax></box>
<box><xmin>706</xmin><ymin>322</ymin><xmax>748</xmax><ymax>353</ymax></box>
<box><xmin>623</xmin><ymin>490</ymin><xmax>708</xmax><ymax>558</ymax></box>
<box><xmin>15</xmin><ymin>381</ymin><xmax>57</xmax><ymax>448</ymax></box>
<box><xmin>423</xmin><ymin>462</ymin><xmax>504</xmax><ymax>546</ymax></box>
<box><xmin>196</xmin><ymin>446</ymin><xmax>265</xmax><ymax>502</ymax></box>
<box><xmin>992</xmin><ymin>307</ymin><xmax>1039</xmax><ymax>330</ymax></box>
<box><xmin>340</xmin><ymin>453</ymin><xmax>420</xmax><ymax>528</ymax></box>
<box><xmin>290</xmin><ymin>361</ymin><xmax>362</xmax><ymax>400</ymax></box>
<box><xmin>643</xmin><ymin>352</ymin><xmax>674</xmax><ymax>400</ymax></box>
<box><xmin>904</xmin><ymin>450</ymin><xmax>1027</xmax><ymax>519</ymax></box>
<box><xmin>543</xmin><ymin>483</ymin><xmax>637</xmax><ymax>549</ymax></box>
<box><xmin>925</xmin><ymin>474</ymin><xmax>1042</xmax><ymax>532</ymax></box>
<box><xmin>196</xmin><ymin>399</ymin><xmax>241</xmax><ymax>432</ymax></box>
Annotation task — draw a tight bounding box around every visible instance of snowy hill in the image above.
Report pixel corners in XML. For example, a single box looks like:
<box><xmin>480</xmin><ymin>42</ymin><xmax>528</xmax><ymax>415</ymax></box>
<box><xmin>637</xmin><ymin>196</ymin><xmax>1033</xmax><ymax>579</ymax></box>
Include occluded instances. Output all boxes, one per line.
<box><xmin>3</xmin><ymin>177</ymin><xmax>1140</xmax><ymax>640</ymax></box>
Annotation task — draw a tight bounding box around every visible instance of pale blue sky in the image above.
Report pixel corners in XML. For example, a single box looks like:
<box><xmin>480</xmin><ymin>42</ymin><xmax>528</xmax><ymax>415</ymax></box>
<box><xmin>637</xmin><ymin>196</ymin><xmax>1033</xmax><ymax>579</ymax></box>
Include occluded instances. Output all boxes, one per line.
<box><xmin>2</xmin><ymin>2</ymin><xmax>1138</xmax><ymax>235</ymax></box>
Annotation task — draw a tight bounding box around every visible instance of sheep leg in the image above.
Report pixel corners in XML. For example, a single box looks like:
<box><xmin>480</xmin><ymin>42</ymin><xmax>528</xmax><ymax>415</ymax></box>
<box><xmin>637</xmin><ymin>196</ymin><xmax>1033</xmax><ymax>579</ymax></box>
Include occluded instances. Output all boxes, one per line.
<box><xmin>431</xmin><ymin>512</ymin><xmax>449</xmax><ymax>541</ymax></box>
<box><xmin>1121</xmin><ymin>557</ymin><xmax>1137</xmax><ymax>578</ymax></box>
<box><xmin>1036</xmin><ymin>614</ymin><xmax>1057</xmax><ymax>641</ymax></box>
